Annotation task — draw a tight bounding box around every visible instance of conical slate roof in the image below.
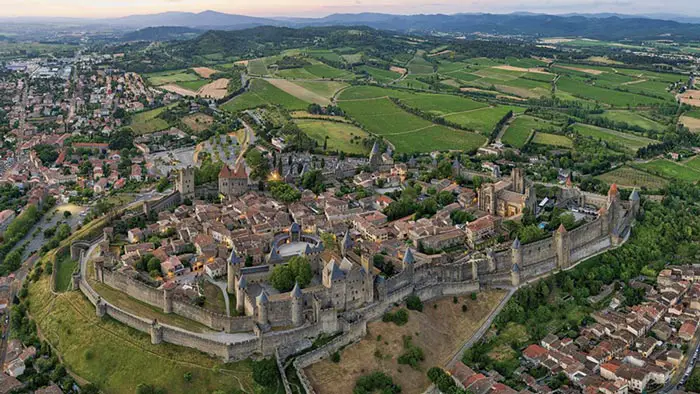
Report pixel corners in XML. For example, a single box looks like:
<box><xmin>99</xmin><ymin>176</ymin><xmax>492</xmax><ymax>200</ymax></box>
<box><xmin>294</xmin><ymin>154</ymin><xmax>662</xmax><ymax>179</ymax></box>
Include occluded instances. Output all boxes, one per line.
<box><xmin>512</xmin><ymin>238</ymin><xmax>521</xmax><ymax>250</ymax></box>
<box><xmin>629</xmin><ymin>189</ymin><xmax>640</xmax><ymax>201</ymax></box>
<box><xmin>291</xmin><ymin>282</ymin><xmax>302</xmax><ymax>298</ymax></box>
<box><xmin>403</xmin><ymin>247</ymin><xmax>415</xmax><ymax>265</ymax></box>
<box><xmin>238</xmin><ymin>275</ymin><xmax>247</xmax><ymax>289</ymax></box>
<box><xmin>256</xmin><ymin>290</ymin><xmax>268</xmax><ymax>304</ymax></box>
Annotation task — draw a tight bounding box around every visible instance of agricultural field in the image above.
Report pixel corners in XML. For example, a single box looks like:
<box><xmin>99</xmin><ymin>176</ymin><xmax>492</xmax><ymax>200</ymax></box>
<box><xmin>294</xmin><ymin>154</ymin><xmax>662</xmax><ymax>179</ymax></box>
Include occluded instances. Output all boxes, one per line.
<box><xmin>176</xmin><ymin>79</ymin><xmax>210</xmax><ymax>91</ymax></box>
<box><xmin>596</xmin><ymin>166</ymin><xmax>669</xmax><ymax>189</ymax></box>
<box><xmin>681</xmin><ymin>109</ymin><xmax>700</xmax><ymax>133</ymax></box>
<box><xmin>400</xmin><ymin>94</ymin><xmax>488</xmax><ymax>116</ymax></box>
<box><xmin>572</xmin><ymin>123</ymin><xmax>658</xmax><ymax>152</ymax></box>
<box><xmin>501</xmin><ymin>116</ymin><xmax>557</xmax><ymax>148</ymax></box>
<box><xmin>407</xmin><ymin>51</ymin><xmax>435</xmax><ymax>74</ymax></box>
<box><xmin>592</xmin><ymin>110</ymin><xmax>665</xmax><ymax>131</ymax></box>
<box><xmin>531</xmin><ymin>132</ymin><xmax>574</xmax><ymax>148</ymax></box>
<box><xmin>357</xmin><ymin>66</ymin><xmax>402</xmax><ymax>84</ymax></box>
<box><xmin>339</xmin><ymin>97</ymin><xmax>486</xmax><ymax>153</ymax></box>
<box><xmin>248</xmin><ymin>58</ymin><xmax>271</xmax><ymax>76</ymax></box>
<box><xmin>275</xmin><ymin>59</ymin><xmax>354</xmax><ymax>80</ymax></box>
<box><xmin>556</xmin><ymin>76</ymin><xmax>667</xmax><ymax>107</ymax></box>
<box><xmin>291</xmin><ymin>80</ymin><xmax>349</xmax><ymax>100</ymax></box>
<box><xmin>266</xmin><ymin>79</ymin><xmax>334</xmax><ymax>105</ymax></box>
<box><xmin>221</xmin><ymin>79</ymin><xmax>308</xmax><ymax>113</ymax></box>
<box><xmin>635</xmin><ymin>159</ymin><xmax>700</xmax><ymax>183</ymax></box>
<box><xmin>144</xmin><ymin>69</ymin><xmax>203</xmax><ymax>86</ymax></box>
<box><xmin>28</xmin><ymin>275</ymin><xmax>269</xmax><ymax>394</ymax></box>
<box><xmin>296</xmin><ymin>119</ymin><xmax>371</xmax><ymax>155</ymax></box>
<box><xmin>129</xmin><ymin>105</ymin><xmax>174</xmax><ymax>135</ymax></box>
<box><xmin>443</xmin><ymin>106</ymin><xmax>523</xmax><ymax>134</ymax></box>
<box><xmin>305</xmin><ymin>291</ymin><xmax>507</xmax><ymax>394</ymax></box>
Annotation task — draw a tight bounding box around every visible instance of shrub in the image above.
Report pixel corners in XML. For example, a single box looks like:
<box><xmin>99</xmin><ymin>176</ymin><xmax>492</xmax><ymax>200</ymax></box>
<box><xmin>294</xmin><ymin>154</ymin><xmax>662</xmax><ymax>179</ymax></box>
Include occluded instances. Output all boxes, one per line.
<box><xmin>471</xmin><ymin>292</ymin><xmax>478</xmax><ymax>300</ymax></box>
<box><xmin>453</xmin><ymin>296</ymin><xmax>458</xmax><ymax>304</ymax></box>
<box><xmin>398</xmin><ymin>336</ymin><xmax>425</xmax><ymax>369</ymax></box>
<box><xmin>383</xmin><ymin>309</ymin><xmax>409</xmax><ymax>326</ymax></box>
<box><xmin>354</xmin><ymin>371</ymin><xmax>401</xmax><ymax>394</ymax></box>
<box><xmin>462</xmin><ymin>304</ymin><xmax>468</xmax><ymax>313</ymax></box>
<box><xmin>331</xmin><ymin>351</ymin><xmax>341</xmax><ymax>363</ymax></box>
<box><xmin>406</xmin><ymin>295</ymin><xmax>423</xmax><ymax>312</ymax></box>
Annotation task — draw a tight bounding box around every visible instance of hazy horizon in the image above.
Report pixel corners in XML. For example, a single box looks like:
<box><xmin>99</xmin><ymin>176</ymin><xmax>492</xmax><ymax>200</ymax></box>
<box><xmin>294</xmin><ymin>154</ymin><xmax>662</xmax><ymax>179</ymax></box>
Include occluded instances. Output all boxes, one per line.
<box><xmin>0</xmin><ymin>0</ymin><xmax>697</xmax><ymax>19</ymax></box>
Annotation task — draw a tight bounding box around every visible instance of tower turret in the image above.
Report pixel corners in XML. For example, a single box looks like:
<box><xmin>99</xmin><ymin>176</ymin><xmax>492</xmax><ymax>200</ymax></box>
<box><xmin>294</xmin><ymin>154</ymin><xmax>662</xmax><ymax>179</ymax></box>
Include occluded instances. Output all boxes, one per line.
<box><xmin>256</xmin><ymin>290</ymin><xmax>269</xmax><ymax>326</ymax></box>
<box><xmin>227</xmin><ymin>249</ymin><xmax>241</xmax><ymax>294</ymax></box>
<box><xmin>554</xmin><ymin>224</ymin><xmax>570</xmax><ymax>269</ymax></box>
<box><xmin>291</xmin><ymin>282</ymin><xmax>303</xmax><ymax>326</ymax></box>
<box><xmin>236</xmin><ymin>275</ymin><xmax>246</xmax><ymax>313</ymax></box>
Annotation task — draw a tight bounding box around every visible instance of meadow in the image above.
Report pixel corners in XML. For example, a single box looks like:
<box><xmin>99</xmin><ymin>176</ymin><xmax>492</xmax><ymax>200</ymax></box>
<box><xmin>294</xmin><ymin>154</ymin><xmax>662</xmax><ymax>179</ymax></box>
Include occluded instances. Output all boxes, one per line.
<box><xmin>296</xmin><ymin>119</ymin><xmax>371</xmax><ymax>155</ymax></box>
<box><xmin>573</xmin><ymin>123</ymin><xmax>658</xmax><ymax>152</ymax></box>
<box><xmin>28</xmin><ymin>275</ymin><xmax>271</xmax><ymax>394</ymax></box>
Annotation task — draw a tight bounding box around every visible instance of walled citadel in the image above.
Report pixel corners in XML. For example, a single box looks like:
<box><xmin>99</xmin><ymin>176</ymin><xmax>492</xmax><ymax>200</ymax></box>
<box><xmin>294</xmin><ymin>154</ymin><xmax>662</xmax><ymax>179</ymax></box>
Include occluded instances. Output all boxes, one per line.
<box><xmin>68</xmin><ymin>163</ymin><xmax>638</xmax><ymax>392</ymax></box>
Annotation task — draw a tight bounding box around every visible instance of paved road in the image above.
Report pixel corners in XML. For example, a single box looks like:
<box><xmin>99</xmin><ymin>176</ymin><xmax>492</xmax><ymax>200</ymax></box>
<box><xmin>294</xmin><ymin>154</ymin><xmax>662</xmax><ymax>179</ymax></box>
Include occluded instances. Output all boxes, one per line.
<box><xmin>662</xmin><ymin>327</ymin><xmax>700</xmax><ymax>392</ymax></box>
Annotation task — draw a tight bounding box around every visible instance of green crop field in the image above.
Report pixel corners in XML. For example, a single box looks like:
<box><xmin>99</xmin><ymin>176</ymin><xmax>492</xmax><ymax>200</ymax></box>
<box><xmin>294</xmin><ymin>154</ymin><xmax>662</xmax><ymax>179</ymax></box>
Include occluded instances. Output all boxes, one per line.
<box><xmin>683</xmin><ymin>156</ymin><xmax>700</xmax><ymax>172</ymax></box>
<box><xmin>573</xmin><ymin>123</ymin><xmax>658</xmax><ymax>152</ymax></box>
<box><xmin>296</xmin><ymin>119</ymin><xmax>371</xmax><ymax>154</ymax></box>
<box><xmin>357</xmin><ymin>66</ymin><xmax>402</xmax><ymax>84</ymax></box>
<box><xmin>686</xmin><ymin>109</ymin><xmax>700</xmax><ymax>119</ymax></box>
<box><xmin>247</xmin><ymin>58</ymin><xmax>270</xmax><ymax>76</ymax></box>
<box><xmin>407</xmin><ymin>52</ymin><xmax>435</xmax><ymax>74</ymax></box>
<box><xmin>635</xmin><ymin>159</ymin><xmax>700</xmax><ymax>183</ymax></box>
<box><xmin>339</xmin><ymin>97</ymin><xmax>486</xmax><ymax>152</ymax></box>
<box><xmin>222</xmin><ymin>79</ymin><xmax>308</xmax><ymax>112</ymax></box>
<box><xmin>556</xmin><ymin>77</ymin><xmax>667</xmax><ymax>107</ymax></box>
<box><xmin>145</xmin><ymin>70</ymin><xmax>200</xmax><ymax>86</ymax></box>
<box><xmin>130</xmin><ymin>104</ymin><xmax>175</xmax><ymax>135</ymax></box>
<box><xmin>341</xmin><ymin>53</ymin><xmax>363</xmax><ymax>64</ymax></box>
<box><xmin>502</xmin><ymin>116</ymin><xmax>556</xmax><ymax>148</ymax></box>
<box><xmin>592</xmin><ymin>110</ymin><xmax>665</xmax><ymax>131</ymax></box>
<box><xmin>400</xmin><ymin>94</ymin><xmax>488</xmax><ymax>116</ymax></box>
<box><xmin>531</xmin><ymin>132</ymin><xmax>573</xmax><ymax>148</ymax></box>
<box><xmin>443</xmin><ymin>106</ymin><xmax>522</xmax><ymax>134</ymax></box>
<box><xmin>597</xmin><ymin>166</ymin><xmax>669</xmax><ymax>189</ymax></box>
<box><xmin>175</xmin><ymin>79</ymin><xmax>209</xmax><ymax>92</ymax></box>
<box><xmin>292</xmin><ymin>80</ymin><xmax>349</xmax><ymax>100</ymax></box>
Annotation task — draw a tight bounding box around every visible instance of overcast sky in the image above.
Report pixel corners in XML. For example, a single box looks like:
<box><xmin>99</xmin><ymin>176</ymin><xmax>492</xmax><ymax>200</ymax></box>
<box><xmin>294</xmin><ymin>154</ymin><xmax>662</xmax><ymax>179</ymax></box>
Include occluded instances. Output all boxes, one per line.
<box><xmin>0</xmin><ymin>0</ymin><xmax>694</xmax><ymax>18</ymax></box>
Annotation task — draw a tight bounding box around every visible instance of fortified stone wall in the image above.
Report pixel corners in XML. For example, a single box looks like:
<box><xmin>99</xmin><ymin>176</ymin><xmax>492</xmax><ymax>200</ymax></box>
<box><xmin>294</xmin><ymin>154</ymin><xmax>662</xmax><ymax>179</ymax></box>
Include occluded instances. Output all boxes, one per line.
<box><xmin>267</xmin><ymin>298</ymin><xmax>292</xmax><ymax>328</ymax></box>
<box><xmin>143</xmin><ymin>191</ymin><xmax>181</xmax><ymax>216</ymax></box>
<box><xmin>172</xmin><ymin>300</ymin><xmax>254</xmax><ymax>332</ymax></box>
<box><xmin>101</xmin><ymin>267</ymin><xmax>254</xmax><ymax>332</ymax></box>
<box><xmin>569</xmin><ymin>219</ymin><xmax>606</xmax><ymax>249</ymax></box>
<box><xmin>102</xmin><ymin>269</ymin><xmax>163</xmax><ymax>308</ymax></box>
<box><xmin>104</xmin><ymin>303</ymin><xmax>152</xmax><ymax>332</ymax></box>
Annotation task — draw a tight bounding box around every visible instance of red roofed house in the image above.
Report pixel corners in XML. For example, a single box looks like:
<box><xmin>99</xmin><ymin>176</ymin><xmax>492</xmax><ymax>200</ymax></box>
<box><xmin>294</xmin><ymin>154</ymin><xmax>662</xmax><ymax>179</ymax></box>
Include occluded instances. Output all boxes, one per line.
<box><xmin>679</xmin><ymin>320</ymin><xmax>697</xmax><ymax>341</ymax></box>
<box><xmin>523</xmin><ymin>344</ymin><xmax>548</xmax><ymax>364</ymax></box>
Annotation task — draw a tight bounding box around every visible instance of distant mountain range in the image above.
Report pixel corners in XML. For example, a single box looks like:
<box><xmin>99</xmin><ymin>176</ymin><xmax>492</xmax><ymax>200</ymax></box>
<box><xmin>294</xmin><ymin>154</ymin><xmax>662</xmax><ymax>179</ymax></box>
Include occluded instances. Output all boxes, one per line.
<box><xmin>4</xmin><ymin>11</ymin><xmax>700</xmax><ymax>41</ymax></box>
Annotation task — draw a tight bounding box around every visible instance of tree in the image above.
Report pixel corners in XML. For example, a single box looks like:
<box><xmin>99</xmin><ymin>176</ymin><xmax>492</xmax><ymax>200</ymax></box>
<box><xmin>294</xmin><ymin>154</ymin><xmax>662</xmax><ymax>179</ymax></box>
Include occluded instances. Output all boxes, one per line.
<box><xmin>269</xmin><ymin>256</ymin><xmax>312</xmax><ymax>292</ymax></box>
<box><xmin>251</xmin><ymin>358</ymin><xmax>278</xmax><ymax>387</ymax></box>
<box><xmin>63</xmin><ymin>210</ymin><xmax>72</xmax><ymax>218</ymax></box>
<box><xmin>184</xmin><ymin>372</ymin><xmax>193</xmax><ymax>382</ymax></box>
